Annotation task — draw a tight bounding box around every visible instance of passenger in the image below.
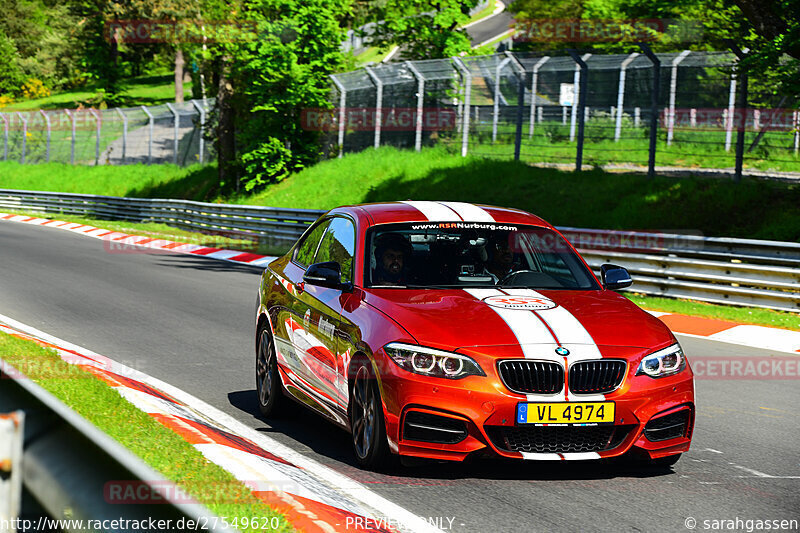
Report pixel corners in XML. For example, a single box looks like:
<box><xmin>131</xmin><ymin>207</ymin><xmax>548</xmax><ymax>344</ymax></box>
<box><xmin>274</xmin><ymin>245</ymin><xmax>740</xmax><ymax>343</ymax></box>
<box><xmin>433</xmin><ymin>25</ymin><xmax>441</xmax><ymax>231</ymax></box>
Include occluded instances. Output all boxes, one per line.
<box><xmin>485</xmin><ymin>236</ymin><xmax>516</xmax><ymax>283</ymax></box>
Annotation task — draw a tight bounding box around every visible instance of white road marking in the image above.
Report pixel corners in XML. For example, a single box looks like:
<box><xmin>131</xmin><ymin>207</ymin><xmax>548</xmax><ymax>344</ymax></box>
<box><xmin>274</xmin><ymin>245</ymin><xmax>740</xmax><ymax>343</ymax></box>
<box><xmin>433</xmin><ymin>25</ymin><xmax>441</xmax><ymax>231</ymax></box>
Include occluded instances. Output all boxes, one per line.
<box><xmin>0</xmin><ymin>312</ymin><xmax>443</xmax><ymax>533</ymax></box>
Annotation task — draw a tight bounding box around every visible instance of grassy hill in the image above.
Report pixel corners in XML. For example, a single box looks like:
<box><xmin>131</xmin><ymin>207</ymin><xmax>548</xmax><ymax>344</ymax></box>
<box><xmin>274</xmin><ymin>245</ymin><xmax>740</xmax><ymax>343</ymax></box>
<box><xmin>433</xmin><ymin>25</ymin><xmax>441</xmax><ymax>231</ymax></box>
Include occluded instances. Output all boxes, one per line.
<box><xmin>1</xmin><ymin>146</ymin><xmax>798</xmax><ymax>241</ymax></box>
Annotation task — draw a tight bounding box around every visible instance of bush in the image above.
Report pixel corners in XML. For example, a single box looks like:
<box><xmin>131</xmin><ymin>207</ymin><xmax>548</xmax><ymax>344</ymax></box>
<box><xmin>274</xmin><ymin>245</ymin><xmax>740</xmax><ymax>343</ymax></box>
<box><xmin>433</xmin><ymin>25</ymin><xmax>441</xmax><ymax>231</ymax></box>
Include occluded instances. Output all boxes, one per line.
<box><xmin>240</xmin><ymin>138</ymin><xmax>294</xmax><ymax>191</ymax></box>
<box><xmin>20</xmin><ymin>78</ymin><xmax>51</xmax><ymax>100</ymax></box>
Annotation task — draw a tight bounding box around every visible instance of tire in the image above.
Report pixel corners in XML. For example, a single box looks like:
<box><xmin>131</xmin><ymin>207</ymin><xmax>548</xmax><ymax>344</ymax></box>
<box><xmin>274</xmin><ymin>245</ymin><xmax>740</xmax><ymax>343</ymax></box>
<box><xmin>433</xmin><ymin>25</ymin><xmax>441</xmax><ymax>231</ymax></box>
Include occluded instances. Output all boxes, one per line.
<box><xmin>256</xmin><ymin>324</ymin><xmax>285</xmax><ymax>417</ymax></box>
<box><xmin>349</xmin><ymin>360</ymin><xmax>391</xmax><ymax>470</ymax></box>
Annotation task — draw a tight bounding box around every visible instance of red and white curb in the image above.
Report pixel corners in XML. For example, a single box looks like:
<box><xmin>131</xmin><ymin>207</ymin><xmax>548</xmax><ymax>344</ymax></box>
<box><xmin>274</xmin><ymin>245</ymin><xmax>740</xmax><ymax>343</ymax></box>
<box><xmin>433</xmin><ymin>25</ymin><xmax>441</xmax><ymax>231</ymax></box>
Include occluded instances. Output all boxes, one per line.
<box><xmin>0</xmin><ymin>313</ymin><xmax>441</xmax><ymax>533</ymax></box>
<box><xmin>0</xmin><ymin>213</ymin><xmax>276</xmax><ymax>268</ymax></box>
<box><xmin>647</xmin><ymin>311</ymin><xmax>800</xmax><ymax>354</ymax></box>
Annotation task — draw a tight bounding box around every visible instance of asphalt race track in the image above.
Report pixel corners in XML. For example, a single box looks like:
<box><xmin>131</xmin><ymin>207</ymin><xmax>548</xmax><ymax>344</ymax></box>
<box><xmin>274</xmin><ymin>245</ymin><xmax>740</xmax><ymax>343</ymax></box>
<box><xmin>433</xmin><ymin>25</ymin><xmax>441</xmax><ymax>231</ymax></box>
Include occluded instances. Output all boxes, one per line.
<box><xmin>2</xmin><ymin>220</ymin><xmax>798</xmax><ymax>533</ymax></box>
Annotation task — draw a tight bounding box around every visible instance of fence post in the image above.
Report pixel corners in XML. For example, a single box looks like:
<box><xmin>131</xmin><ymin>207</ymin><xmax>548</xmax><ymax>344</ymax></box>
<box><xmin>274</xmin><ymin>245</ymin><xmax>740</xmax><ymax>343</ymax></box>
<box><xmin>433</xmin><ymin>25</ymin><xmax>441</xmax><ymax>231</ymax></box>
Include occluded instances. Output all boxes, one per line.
<box><xmin>638</xmin><ymin>43</ymin><xmax>661</xmax><ymax>179</ymax></box>
<box><xmin>141</xmin><ymin>106</ymin><xmax>153</xmax><ymax>164</ymax></box>
<box><xmin>39</xmin><ymin>110</ymin><xmax>51</xmax><ymax>162</ymax></box>
<box><xmin>330</xmin><ymin>75</ymin><xmax>346</xmax><ymax>158</ymax></box>
<box><xmin>567</xmin><ymin>50</ymin><xmax>588</xmax><ymax>171</ymax></box>
<box><xmin>452</xmin><ymin>57</ymin><xmax>472</xmax><ymax>157</ymax></box>
<box><xmin>115</xmin><ymin>108</ymin><xmax>127</xmax><ymax>163</ymax></box>
<box><xmin>730</xmin><ymin>44</ymin><xmax>748</xmax><ymax>183</ymax></box>
<box><xmin>64</xmin><ymin>110</ymin><xmax>75</xmax><ymax>164</ymax></box>
<box><xmin>0</xmin><ymin>113</ymin><xmax>8</xmax><ymax>161</ymax></box>
<box><xmin>794</xmin><ymin>111</ymin><xmax>799</xmax><ymax>156</ymax></box>
<box><xmin>191</xmin><ymin>100</ymin><xmax>206</xmax><ymax>164</ymax></box>
<box><xmin>615</xmin><ymin>53</ymin><xmax>639</xmax><ymax>141</ymax></box>
<box><xmin>89</xmin><ymin>108</ymin><xmax>101</xmax><ymax>165</ymax></box>
<box><xmin>365</xmin><ymin>66</ymin><xmax>383</xmax><ymax>149</ymax></box>
<box><xmin>16</xmin><ymin>113</ymin><xmax>27</xmax><ymax>164</ymax></box>
<box><xmin>166</xmin><ymin>103</ymin><xmax>179</xmax><ymax>165</ymax></box>
<box><xmin>529</xmin><ymin>56</ymin><xmax>549</xmax><ymax>138</ymax></box>
<box><xmin>406</xmin><ymin>61</ymin><xmax>425</xmax><ymax>152</ymax></box>
<box><xmin>667</xmin><ymin>50</ymin><xmax>691</xmax><ymax>146</ymax></box>
<box><xmin>505</xmin><ymin>52</ymin><xmax>527</xmax><ymax>161</ymax></box>
<box><xmin>569</xmin><ymin>53</ymin><xmax>591</xmax><ymax>143</ymax></box>
<box><xmin>492</xmin><ymin>57</ymin><xmax>512</xmax><ymax>143</ymax></box>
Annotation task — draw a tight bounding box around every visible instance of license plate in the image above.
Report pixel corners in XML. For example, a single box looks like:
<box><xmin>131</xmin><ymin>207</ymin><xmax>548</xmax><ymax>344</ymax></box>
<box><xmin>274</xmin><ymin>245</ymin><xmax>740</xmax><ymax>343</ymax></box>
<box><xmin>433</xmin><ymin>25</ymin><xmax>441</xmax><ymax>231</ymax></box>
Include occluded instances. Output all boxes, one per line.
<box><xmin>516</xmin><ymin>402</ymin><xmax>615</xmax><ymax>425</ymax></box>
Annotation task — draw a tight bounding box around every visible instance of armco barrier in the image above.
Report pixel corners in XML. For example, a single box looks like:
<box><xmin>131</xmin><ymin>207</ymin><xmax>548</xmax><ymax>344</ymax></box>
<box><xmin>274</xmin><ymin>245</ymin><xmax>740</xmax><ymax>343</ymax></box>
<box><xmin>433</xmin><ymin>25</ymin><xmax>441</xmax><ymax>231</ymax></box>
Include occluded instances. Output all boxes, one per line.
<box><xmin>0</xmin><ymin>358</ymin><xmax>233</xmax><ymax>532</ymax></box>
<box><xmin>0</xmin><ymin>189</ymin><xmax>798</xmax><ymax>312</ymax></box>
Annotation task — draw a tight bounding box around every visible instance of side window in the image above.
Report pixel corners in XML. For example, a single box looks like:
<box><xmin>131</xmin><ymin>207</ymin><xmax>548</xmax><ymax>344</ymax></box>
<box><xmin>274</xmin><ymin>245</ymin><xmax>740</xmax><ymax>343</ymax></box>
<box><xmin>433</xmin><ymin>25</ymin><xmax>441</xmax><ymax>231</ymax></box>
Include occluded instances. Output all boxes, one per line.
<box><xmin>294</xmin><ymin>220</ymin><xmax>331</xmax><ymax>268</ymax></box>
<box><xmin>314</xmin><ymin>217</ymin><xmax>356</xmax><ymax>283</ymax></box>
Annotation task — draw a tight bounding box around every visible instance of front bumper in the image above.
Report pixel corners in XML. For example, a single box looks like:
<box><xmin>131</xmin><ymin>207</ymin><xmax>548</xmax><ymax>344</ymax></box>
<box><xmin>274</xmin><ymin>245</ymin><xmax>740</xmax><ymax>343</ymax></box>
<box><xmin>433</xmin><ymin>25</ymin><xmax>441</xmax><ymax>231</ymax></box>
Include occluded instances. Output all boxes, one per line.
<box><xmin>377</xmin><ymin>353</ymin><xmax>695</xmax><ymax>461</ymax></box>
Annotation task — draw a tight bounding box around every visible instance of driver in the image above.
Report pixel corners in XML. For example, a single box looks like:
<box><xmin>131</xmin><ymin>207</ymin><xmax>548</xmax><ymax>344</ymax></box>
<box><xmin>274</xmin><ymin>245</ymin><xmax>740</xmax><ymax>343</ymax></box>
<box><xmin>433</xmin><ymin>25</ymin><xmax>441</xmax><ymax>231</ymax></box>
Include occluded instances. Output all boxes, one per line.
<box><xmin>372</xmin><ymin>233</ymin><xmax>412</xmax><ymax>286</ymax></box>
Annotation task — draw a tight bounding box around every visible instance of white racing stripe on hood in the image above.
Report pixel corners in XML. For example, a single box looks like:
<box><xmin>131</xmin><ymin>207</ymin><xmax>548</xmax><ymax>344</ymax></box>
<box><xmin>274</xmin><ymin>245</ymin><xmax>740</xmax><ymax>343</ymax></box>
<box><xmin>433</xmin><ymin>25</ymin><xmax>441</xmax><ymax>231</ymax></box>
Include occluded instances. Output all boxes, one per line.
<box><xmin>439</xmin><ymin>202</ymin><xmax>495</xmax><ymax>222</ymax></box>
<box><xmin>400</xmin><ymin>200</ymin><xmax>461</xmax><ymax>221</ymax></box>
<box><xmin>501</xmin><ymin>288</ymin><xmax>607</xmax><ymax>402</ymax></box>
<box><xmin>463</xmin><ymin>288</ymin><xmax>565</xmax><ymax>402</ymax></box>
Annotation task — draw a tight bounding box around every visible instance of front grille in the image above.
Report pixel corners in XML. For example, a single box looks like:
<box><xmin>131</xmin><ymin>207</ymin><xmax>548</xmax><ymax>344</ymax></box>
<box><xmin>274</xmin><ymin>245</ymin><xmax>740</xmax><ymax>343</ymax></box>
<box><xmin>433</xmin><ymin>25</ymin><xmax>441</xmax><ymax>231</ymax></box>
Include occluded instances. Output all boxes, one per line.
<box><xmin>645</xmin><ymin>410</ymin><xmax>691</xmax><ymax>442</ymax></box>
<box><xmin>403</xmin><ymin>411</ymin><xmax>468</xmax><ymax>444</ymax></box>
<box><xmin>569</xmin><ymin>360</ymin><xmax>627</xmax><ymax>394</ymax></box>
<box><xmin>498</xmin><ymin>360</ymin><xmax>564</xmax><ymax>395</ymax></box>
<box><xmin>487</xmin><ymin>425</ymin><xmax>632</xmax><ymax>454</ymax></box>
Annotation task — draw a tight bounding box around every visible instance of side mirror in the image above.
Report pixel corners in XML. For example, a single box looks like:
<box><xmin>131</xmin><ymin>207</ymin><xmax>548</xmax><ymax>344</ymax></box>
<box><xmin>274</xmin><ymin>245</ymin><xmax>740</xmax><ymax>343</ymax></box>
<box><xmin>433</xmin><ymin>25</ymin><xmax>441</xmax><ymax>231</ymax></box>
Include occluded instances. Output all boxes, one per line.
<box><xmin>304</xmin><ymin>261</ymin><xmax>352</xmax><ymax>291</ymax></box>
<box><xmin>600</xmin><ymin>263</ymin><xmax>633</xmax><ymax>290</ymax></box>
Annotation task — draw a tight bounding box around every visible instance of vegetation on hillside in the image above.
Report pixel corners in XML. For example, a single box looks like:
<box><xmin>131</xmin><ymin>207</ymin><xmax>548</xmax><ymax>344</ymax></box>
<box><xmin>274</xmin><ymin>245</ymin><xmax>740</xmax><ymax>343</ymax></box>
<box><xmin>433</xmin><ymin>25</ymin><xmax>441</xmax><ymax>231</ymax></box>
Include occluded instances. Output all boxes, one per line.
<box><xmin>2</xmin><ymin>147</ymin><xmax>798</xmax><ymax>242</ymax></box>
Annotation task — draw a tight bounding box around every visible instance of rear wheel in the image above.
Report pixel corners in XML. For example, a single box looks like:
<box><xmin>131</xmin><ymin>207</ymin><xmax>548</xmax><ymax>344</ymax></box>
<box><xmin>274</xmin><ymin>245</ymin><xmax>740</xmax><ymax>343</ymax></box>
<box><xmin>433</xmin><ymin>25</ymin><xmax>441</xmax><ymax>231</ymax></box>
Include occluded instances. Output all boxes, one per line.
<box><xmin>349</xmin><ymin>360</ymin><xmax>391</xmax><ymax>470</ymax></box>
<box><xmin>256</xmin><ymin>325</ymin><xmax>285</xmax><ymax>417</ymax></box>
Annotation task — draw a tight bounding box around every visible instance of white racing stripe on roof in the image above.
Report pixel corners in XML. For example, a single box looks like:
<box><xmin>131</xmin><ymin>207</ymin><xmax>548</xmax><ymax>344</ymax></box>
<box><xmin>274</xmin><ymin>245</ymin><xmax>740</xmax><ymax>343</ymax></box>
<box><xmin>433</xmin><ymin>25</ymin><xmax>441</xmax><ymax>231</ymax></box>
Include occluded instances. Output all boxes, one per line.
<box><xmin>438</xmin><ymin>202</ymin><xmax>495</xmax><ymax>222</ymax></box>
<box><xmin>400</xmin><ymin>200</ymin><xmax>461</xmax><ymax>221</ymax></box>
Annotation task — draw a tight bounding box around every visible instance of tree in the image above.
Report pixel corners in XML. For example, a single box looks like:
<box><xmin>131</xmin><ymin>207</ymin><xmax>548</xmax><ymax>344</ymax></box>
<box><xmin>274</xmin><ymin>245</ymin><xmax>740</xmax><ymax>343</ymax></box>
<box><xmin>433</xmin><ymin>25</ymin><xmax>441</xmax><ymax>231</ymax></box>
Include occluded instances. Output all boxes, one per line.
<box><xmin>370</xmin><ymin>0</ymin><xmax>478</xmax><ymax>59</ymax></box>
<box><xmin>201</xmin><ymin>0</ymin><xmax>350</xmax><ymax>190</ymax></box>
<box><xmin>732</xmin><ymin>0</ymin><xmax>800</xmax><ymax>98</ymax></box>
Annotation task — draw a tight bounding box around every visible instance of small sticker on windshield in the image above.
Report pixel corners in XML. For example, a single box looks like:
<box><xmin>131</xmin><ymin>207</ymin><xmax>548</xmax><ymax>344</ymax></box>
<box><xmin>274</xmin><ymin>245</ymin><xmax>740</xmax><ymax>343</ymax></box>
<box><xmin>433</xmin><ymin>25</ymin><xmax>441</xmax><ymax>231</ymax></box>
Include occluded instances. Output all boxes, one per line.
<box><xmin>483</xmin><ymin>295</ymin><xmax>557</xmax><ymax>310</ymax></box>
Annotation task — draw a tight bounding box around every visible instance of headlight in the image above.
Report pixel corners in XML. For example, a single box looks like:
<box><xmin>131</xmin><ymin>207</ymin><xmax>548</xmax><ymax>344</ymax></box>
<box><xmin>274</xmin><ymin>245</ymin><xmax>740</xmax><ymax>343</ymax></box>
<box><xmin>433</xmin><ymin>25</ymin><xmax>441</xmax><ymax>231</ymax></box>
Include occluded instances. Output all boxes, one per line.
<box><xmin>384</xmin><ymin>342</ymin><xmax>485</xmax><ymax>379</ymax></box>
<box><xmin>636</xmin><ymin>343</ymin><xmax>686</xmax><ymax>378</ymax></box>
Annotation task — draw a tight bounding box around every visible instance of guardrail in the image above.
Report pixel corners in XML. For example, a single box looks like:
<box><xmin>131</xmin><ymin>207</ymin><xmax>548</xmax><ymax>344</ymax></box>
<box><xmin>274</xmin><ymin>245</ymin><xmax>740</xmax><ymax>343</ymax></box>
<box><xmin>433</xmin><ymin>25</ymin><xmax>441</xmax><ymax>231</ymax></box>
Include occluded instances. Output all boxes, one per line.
<box><xmin>0</xmin><ymin>189</ymin><xmax>798</xmax><ymax>312</ymax></box>
<box><xmin>0</xmin><ymin>358</ymin><xmax>233</xmax><ymax>532</ymax></box>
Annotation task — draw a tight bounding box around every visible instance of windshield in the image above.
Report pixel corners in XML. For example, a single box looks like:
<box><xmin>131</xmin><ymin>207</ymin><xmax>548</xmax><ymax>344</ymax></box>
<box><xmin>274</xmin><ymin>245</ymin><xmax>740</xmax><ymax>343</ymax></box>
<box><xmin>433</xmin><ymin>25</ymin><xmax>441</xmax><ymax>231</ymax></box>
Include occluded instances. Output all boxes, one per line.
<box><xmin>365</xmin><ymin>222</ymin><xmax>600</xmax><ymax>290</ymax></box>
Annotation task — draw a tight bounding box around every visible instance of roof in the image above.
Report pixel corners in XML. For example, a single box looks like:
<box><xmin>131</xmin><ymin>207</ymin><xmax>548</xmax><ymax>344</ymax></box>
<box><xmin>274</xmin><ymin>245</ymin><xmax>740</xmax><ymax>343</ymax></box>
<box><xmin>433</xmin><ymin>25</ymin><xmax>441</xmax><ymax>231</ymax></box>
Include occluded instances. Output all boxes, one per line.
<box><xmin>330</xmin><ymin>201</ymin><xmax>552</xmax><ymax>228</ymax></box>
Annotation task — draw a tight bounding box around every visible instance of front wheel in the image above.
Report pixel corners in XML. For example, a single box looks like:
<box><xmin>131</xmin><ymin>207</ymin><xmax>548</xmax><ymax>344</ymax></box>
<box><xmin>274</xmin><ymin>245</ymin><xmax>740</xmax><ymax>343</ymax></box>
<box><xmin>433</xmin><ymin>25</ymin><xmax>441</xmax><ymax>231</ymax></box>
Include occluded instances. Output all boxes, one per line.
<box><xmin>256</xmin><ymin>325</ymin><xmax>285</xmax><ymax>417</ymax></box>
<box><xmin>349</xmin><ymin>361</ymin><xmax>391</xmax><ymax>470</ymax></box>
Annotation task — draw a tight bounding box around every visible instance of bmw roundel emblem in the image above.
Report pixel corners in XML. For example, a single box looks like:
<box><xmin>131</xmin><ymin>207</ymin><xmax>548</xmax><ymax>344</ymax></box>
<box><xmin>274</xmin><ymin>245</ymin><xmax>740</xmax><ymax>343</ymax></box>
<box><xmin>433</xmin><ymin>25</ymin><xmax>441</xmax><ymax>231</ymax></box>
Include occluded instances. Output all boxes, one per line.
<box><xmin>555</xmin><ymin>347</ymin><xmax>570</xmax><ymax>356</ymax></box>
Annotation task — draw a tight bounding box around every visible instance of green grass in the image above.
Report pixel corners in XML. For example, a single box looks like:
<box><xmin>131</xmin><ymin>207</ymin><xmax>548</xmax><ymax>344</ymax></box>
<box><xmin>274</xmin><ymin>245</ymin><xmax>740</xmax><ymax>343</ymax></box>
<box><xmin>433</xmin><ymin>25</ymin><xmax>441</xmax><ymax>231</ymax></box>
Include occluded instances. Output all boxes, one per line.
<box><xmin>627</xmin><ymin>293</ymin><xmax>800</xmax><ymax>331</ymax></box>
<box><xmin>2</xmin><ymin>73</ymin><xmax>190</xmax><ymax>111</ymax></box>
<box><xmin>464</xmin><ymin>0</ymin><xmax>498</xmax><ymax>26</ymax></box>
<box><xmin>354</xmin><ymin>46</ymin><xmax>397</xmax><ymax>66</ymax></box>
<box><xmin>242</xmin><ymin>146</ymin><xmax>800</xmax><ymax>242</ymax></box>
<box><xmin>0</xmin><ymin>161</ymin><xmax>221</xmax><ymax>198</ymax></box>
<box><xmin>0</xmin><ymin>332</ymin><xmax>293</xmax><ymax>533</ymax></box>
<box><xmin>3</xmin><ymin>146</ymin><xmax>800</xmax><ymax>242</ymax></box>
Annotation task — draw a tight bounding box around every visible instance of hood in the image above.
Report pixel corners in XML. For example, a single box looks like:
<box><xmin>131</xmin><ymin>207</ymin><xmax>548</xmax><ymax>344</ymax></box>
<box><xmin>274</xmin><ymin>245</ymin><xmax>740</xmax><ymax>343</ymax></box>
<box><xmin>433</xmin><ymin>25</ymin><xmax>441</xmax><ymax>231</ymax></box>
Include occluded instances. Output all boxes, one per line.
<box><xmin>363</xmin><ymin>288</ymin><xmax>673</xmax><ymax>352</ymax></box>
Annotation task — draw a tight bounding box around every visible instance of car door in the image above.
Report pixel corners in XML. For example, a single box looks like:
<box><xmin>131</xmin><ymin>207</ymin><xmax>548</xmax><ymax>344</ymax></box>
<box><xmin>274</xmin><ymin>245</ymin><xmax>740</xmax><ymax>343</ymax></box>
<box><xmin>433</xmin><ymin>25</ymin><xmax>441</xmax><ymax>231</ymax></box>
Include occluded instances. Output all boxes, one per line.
<box><xmin>292</xmin><ymin>216</ymin><xmax>356</xmax><ymax>420</ymax></box>
<box><xmin>276</xmin><ymin>218</ymin><xmax>331</xmax><ymax>405</ymax></box>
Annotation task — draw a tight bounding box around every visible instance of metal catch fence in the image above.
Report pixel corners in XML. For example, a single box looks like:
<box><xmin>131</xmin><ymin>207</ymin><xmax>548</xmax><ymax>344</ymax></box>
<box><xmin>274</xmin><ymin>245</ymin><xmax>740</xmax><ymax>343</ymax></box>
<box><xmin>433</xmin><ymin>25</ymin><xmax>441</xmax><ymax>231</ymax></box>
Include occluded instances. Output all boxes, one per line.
<box><xmin>0</xmin><ymin>99</ymin><xmax>215</xmax><ymax>167</ymax></box>
<box><xmin>323</xmin><ymin>50</ymin><xmax>800</xmax><ymax>180</ymax></box>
